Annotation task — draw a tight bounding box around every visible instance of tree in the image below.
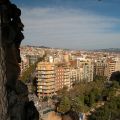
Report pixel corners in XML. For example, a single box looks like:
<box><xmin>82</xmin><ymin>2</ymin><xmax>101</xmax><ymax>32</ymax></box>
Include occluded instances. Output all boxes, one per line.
<box><xmin>20</xmin><ymin>64</ymin><xmax>36</xmax><ymax>83</ymax></box>
<box><xmin>20</xmin><ymin>54</ymin><xmax>46</xmax><ymax>83</ymax></box>
<box><xmin>89</xmin><ymin>92</ymin><xmax>95</xmax><ymax>107</ymax></box>
<box><xmin>71</xmin><ymin>96</ymin><xmax>84</xmax><ymax>112</ymax></box>
<box><xmin>88</xmin><ymin>97</ymin><xmax>120</xmax><ymax>120</ymax></box>
<box><xmin>58</xmin><ymin>96</ymin><xmax>71</xmax><ymax>112</ymax></box>
<box><xmin>57</xmin><ymin>85</ymin><xmax>68</xmax><ymax>96</ymax></box>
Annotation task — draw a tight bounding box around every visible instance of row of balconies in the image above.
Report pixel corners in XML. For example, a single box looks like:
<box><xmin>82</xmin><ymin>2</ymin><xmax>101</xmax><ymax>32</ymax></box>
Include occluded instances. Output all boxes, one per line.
<box><xmin>37</xmin><ymin>79</ymin><xmax>55</xmax><ymax>82</ymax></box>
<box><xmin>37</xmin><ymin>89</ymin><xmax>55</xmax><ymax>93</ymax></box>
<box><xmin>37</xmin><ymin>76</ymin><xmax>55</xmax><ymax>79</ymax></box>
<box><xmin>37</xmin><ymin>86</ymin><xmax>54</xmax><ymax>89</ymax></box>
<box><xmin>37</xmin><ymin>71</ymin><xmax>55</xmax><ymax>73</ymax></box>
<box><xmin>37</xmin><ymin>83</ymin><xmax>54</xmax><ymax>86</ymax></box>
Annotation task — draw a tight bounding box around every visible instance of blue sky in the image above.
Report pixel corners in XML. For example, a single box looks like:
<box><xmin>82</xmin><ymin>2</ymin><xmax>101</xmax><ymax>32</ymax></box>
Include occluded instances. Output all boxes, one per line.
<box><xmin>12</xmin><ymin>0</ymin><xmax>120</xmax><ymax>49</ymax></box>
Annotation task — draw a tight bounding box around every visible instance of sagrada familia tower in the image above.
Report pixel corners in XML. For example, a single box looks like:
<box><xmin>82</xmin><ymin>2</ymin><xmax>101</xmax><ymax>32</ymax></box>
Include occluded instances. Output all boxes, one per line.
<box><xmin>0</xmin><ymin>0</ymin><xmax>39</xmax><ymax>119</ymax></box>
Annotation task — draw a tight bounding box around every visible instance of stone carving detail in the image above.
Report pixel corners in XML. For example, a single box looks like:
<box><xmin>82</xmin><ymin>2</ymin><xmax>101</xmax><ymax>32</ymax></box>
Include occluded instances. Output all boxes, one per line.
<box><xmin>0</xmin><ymin>0</ymin><xmax>39</xmax><ymax>120</ymax></box>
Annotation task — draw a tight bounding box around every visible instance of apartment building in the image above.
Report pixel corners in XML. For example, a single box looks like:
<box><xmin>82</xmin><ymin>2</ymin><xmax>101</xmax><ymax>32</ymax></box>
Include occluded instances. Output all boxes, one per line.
<box><xmin>108</xmin><ymin>59</ymin><xmax>117</xmax><ymax>79</ymax></box>
<box><xmin>70</xmin><ymin>68</ymin><xmax>78</xmax><ymax>86</ymax></box>
<box><xmin>26</xmin><ymin>55</ymin><xmax>39</xmax><ymax>65</ymax></box>
<box><xmin>77</xmin><ymin>58</ymin><xmax>94</xmax><ymax>82</ymax></box>
<box><xmin>63</xmin><ymin>54</ymin><xmax>70</xmax><ymax>63</ymax></box>
<box><xmin>55</xmin><ymin>66</ymin><xmax>64</xmax><ymax>91</ymax></box>
<box><xmin>77</xmin><ymin>67</ymin><xmax>84</xmax><ymax>82</ymax></box>
<box><xmin>36</xmin><ymin>62</ymin><xmax>55</xmax><ymax>98</ymax></box>
<box><xmin>63</xmin><ymin>65</ymin><xmax>71</xmax><ymax>88</ymax></box>
<box><xmin>115</xmin><ymin>57</ymin><xmax>120</xmax><ymax>71</ymax></box>
<box><xmin>55</xmin><ymin>63</ymin><xmax>71</xmax><ymax>90</ymax></box>
<box><xmin>20</xmin><ymin>55</ymin><xmax>29</xmax><ymax>75</ymax></box>
<box><xmin>94</xmin><ymin>60</ymin><xmax>108</xmax><ymax>77</ymax></box>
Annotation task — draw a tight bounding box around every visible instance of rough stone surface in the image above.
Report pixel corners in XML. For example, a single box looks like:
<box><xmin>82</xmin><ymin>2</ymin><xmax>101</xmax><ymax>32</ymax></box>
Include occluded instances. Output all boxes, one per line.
<box><xmin>8</xmin><ymin>80</ymin><xmax>39</xmax><ymax>120</ymax></box>
<box><xmin>0</xmin><ymin>0</ymin><xmax>39</xmax><ymax>120</ymax></box>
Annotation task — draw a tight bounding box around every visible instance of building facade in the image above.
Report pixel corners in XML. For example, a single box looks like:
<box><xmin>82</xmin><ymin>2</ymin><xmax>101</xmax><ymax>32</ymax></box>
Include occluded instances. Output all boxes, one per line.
<box><xmin>77</xmin><ymin>58</ymin><xmax>94</xmax><ymax>82</ymax></box>
<box><xmin>55</xmin><ymin>66</ymin><xmax>64</xmax><ymax>91</ymax></box>
<box><xmin>36</xmin><ymin>62</ymin><xmax>55</xmax><ymax>98</ymax></box>
<box><xmin>94</xmin><ymin>60</ymin><xmax>108</xmax><ymax>77</ymax></box>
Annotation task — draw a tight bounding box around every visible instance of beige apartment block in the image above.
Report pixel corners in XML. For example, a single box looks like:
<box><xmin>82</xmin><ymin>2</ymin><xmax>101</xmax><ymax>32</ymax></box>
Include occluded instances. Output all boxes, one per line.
<box><xmin>36</xmin><ymin>62</ymin><xmax>55</xmax><ymax>98</ymax></box>
<box><xmin>63</xmin><ymin>54</ymin><xmax>70</xmax><ymax>63</ymax></box>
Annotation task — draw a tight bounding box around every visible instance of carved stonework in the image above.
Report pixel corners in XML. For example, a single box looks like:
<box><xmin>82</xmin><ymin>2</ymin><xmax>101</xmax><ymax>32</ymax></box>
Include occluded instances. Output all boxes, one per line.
<box><xmin>0</xmin><ymin>0</ymin><xmax>39</xmax><ymax>120</ymax></box>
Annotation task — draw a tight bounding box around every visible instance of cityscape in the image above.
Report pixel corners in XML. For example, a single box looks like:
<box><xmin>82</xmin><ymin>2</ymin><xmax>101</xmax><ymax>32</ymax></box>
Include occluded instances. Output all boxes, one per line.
<box><xmin>0</xmin><ymin>0</ymin><xmax>120</xmax><ymax>120</ymax></box>
<box><xmin>20</xmin><ymin>45</ymin><xmax>120</xmax><ymax>120</ymax></box>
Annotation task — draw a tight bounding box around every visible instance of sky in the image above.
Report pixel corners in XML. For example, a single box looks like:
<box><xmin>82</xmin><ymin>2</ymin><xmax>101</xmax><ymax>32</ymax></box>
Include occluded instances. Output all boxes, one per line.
<box><xmin>12</xmin><ymin>0</ymin><xmax>120</xmax><ymax>50</ymax></box>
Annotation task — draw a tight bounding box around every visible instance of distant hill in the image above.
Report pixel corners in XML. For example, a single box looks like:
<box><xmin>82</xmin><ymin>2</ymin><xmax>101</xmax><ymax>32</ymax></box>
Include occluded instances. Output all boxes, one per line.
<box><xmin>94</xmin><ymin>48</ymin><xmax>120</xmax><ymax>53</ymax></box>
<box><xmin>25</xmin><ymin>45</ymin><xmax>51</xmax><ymax>49</ymax></box>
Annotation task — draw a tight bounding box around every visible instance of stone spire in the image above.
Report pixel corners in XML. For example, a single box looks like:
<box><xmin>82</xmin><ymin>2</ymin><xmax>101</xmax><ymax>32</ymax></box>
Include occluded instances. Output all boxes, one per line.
<box><xmin>0</xmin><ymin>0</ymin><xmax>39</xmax><ymax>120</ymax></box>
